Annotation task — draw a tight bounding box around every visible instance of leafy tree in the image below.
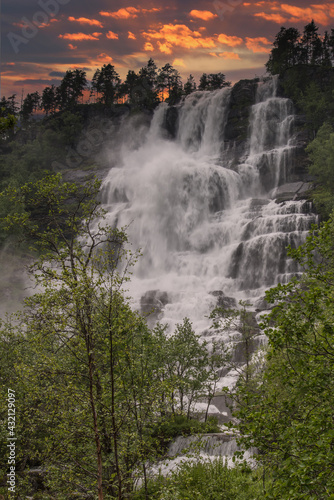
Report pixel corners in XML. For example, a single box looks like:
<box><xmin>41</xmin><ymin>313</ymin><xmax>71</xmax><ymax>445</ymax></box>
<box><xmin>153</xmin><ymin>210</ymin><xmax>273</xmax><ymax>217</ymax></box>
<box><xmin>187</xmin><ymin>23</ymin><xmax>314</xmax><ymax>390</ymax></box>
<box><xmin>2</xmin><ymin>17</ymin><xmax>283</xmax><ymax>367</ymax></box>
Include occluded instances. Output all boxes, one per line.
<box><xmin>297</xmin><ymin>81</ymin><xmax>329</xmax><ymax>137</ymax></box>
<box><xmin>21</xmin><ymin>92</ymin><xmax>41</xmax><ymax>121</ymax></box>
<box><xmin>138</xmin><ymin>58</ymin><xmax>160</xmax><ymax>108</ymax></box>
<box><xmin>306</xmin><ymin>123</ymin><xmax>334</xmax><ymax>217</ymax></box>
<box><xmin>139</xmin><ymin>58</ymin><xmax>158</xmax><ymax>90</ymax></box>
<box><xmin>0</xmin><ymin>114</ymin><xmax>16</xmax><ymax>136</ymax></box>
<box><xmin>0</xmin><ymin>175</ymin><xmax>223</xmax><ymax>498</ymax></box>
<box><xmin>198</xmin><ymin>73</ymin><xmax>230</xmax><ymax>91</ymax></box>
<box><xmin>322</xmin><ymin>31</ymin><xmax>332</xmax><ymax>67</ymax></box>
<box><xmin>0</xmin><ymin>97</ymin><xmax>18</xmax><ymax>142</ymax></box>
<box><xmin>164</xmin><ymin>319</ymin><xmax>209</xmax><ymax>416</ymax></box>
<box><xmin>56</xmin><ymin>69</ymin><xmax>87</xmax><ymax>110</ymax></box>
<box><xmin>266</xmin><ymin>27</ymin><xmax>301</xmax><ymax>74</ymax></box>
<box><xmin>91</xmin><ymin>64</ymin><xmax>121</xmax><ymax>106</ymax></box>
<box><xmin>300</xmin><ymin>20</ymin><xmax>322</xmax><ymax>65</ymax></box>
<box><xmin>120</xmin><ymin>62</ymin><xmax>159</xmax><ymax>110</ymax></box>
<box><xmin>41</xmin><ymin>85</ymin><xmax>57</xmax><ymax>115</ymax></box>
<box><xmin>329</xmin><ymin>28</ymin><xmax>334</xmax><ymax>64</ymax></box>
<box><xmin>0</xmin><ymin>176</ymin><xmax>152</xmax><ymax>498</ymax></box>
<box><xmin>184</xmin><ymin>74</ymin><xmax>197</xmax><ymax>96</ymax></box>
<box><xmin>210</xmin><ymin>300</ymin><xmax>259</xmax><ymax>388</ymax></box>
<box><xmin>233</xmin><ymin>216</ymin><xmax>334</xmax><ymax>498</ymax></box>
<box><xmin>120</xmin><ymin>69</ymin><xmax>140</xmax><ymax>104</ymax></box>
<box><xmin>0</xmin><ymin>95</ymin><xmax>19</xmax><ymax>117</ymax></box>
<box><xmin>157</xmin><ymin>64</ymin><xmax>183</xmax><ymax>104</ymax></box>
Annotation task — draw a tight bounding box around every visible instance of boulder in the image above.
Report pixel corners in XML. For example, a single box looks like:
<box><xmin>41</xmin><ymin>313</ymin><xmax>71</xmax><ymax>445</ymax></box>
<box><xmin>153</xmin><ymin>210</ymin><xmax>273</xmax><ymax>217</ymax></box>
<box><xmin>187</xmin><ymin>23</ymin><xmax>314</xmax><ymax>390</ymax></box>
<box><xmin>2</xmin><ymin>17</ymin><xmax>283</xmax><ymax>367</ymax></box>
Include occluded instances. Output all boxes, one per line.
<box><xmin>210</xmin><ymin>290</ymin><xmax>237</xmax><ymax>309</ymax></box>
<box><xmin>140</xmin><ymin>290</ymin><xmax>169</xmax><ymax>317</ymax></box>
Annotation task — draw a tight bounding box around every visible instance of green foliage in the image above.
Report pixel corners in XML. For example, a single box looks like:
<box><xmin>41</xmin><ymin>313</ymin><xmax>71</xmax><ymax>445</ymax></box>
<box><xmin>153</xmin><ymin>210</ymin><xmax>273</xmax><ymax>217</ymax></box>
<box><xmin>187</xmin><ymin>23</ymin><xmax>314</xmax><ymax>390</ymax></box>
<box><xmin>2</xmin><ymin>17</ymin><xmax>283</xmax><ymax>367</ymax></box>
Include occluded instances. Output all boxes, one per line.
<box><xmin>151</xmin><ymin>415</ymin><xmax>220</xmax><ymax>452</ymax></box>
<box><xmin>266</xmin><ymin>22</ymin><xmax>333</xmax><ymax>76</ymax></box>
<box><xmin>209</xmin><ymin>300</ymin><xmax>259</xmax><ymax>387</ymax></box>
<box><xmin>157</xmin><ymin>64</ymin><xmax>183</xmax><ymax>105</ymax></box>
<box><xmin>266</xmin><ymin>27</ymin><xmax>301</xmax><ymax>75</ymax></box>
<box><xmin>92</xmin><ymin>64</ymin><xmax>121</xmax><ymax>106</ymax></box>
<box><xmin>198</xmin><ymin>73</ymin><xmax>231</xmax><ymax>91</ymax></box>
<box><xmin>0</xmin><ymin>176</ymin><xmax>226</xmax><ymax>499</ymax></box>
<box><xmin>297</xmin><ymin>81</ymin><xmax>331</xmax><ymax>135</ymax></box>
<box><xmin>306</xmin><ymin>123</ymin><xmax>334</xmax><ymax>217</ymax></box>
<box><xmin>134</xmin><ymin>459</ymin><xmax>266</xmax><ymax>500</ymax></box>
<box><xmin>0</xmin><ymin>114</ymin><xmax>16</xmax><ymax>135</ymax></box>
<box><xmin>184</xmin><ymin>75</ymin><xmax>197</xmax><ymax>96</ymax></box>
<box><xmin>234</xmin><ymin>215</ymin><xmax>334</xmax><ymax>499</ymax></box>
<box><xmin>21</xmin><ymin>92</ymin><xmax>41</xmax><ymax>121</ymax></box>
<box><xmin>56</xmin><ymin>69</ymin><xmax>87</xmax><ymax>110</ymax></box>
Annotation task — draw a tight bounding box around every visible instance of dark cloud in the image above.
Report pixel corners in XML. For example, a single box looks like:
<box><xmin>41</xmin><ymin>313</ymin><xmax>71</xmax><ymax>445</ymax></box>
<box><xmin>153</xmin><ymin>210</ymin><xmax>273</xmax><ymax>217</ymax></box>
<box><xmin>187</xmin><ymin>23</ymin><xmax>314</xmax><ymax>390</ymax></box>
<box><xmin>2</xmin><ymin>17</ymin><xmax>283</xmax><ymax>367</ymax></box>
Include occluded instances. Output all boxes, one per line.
<box><xmin>13</xmin><ymin>78</ymin><xmax>62</xmax><ymax>86</ymax></box>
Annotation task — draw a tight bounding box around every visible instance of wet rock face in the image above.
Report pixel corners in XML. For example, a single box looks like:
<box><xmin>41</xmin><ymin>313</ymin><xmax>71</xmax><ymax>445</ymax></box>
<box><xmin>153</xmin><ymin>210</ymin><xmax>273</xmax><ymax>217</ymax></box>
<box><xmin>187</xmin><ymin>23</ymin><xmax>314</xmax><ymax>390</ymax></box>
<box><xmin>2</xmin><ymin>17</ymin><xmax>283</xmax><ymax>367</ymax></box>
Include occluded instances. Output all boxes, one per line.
<box><xmin>225</xmin><ymin>79</ymin><xmax>258</xmax><ymax>144</ymax></box>
<box><xmin>210</xmin><ymin>291</ymin><xmax>237</xmax><ymax>310</ymax></box>
<box><xmin>140</xmin><ymin>290</ymin><xmax>169</xmax><ymax>317</ymax></box>
<box><xmin>164</xmin><ymin>106</ymin><xmax>179</xmax><ymax>138</ymax></box>
<box><xmin>271</xmin><ymin>182</ymin><xmax>312</xmax><ymax>203</ymax></box>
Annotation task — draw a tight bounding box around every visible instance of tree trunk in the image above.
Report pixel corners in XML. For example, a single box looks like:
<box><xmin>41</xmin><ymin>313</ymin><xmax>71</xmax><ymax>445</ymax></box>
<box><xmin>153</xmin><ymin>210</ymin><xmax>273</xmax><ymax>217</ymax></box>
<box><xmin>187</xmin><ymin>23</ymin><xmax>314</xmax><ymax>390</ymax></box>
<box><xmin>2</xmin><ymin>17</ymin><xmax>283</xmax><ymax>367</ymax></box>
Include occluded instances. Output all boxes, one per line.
<box><xmin>88</xmin><ymin>351</ymin><xmax>104</xmax><ymax>500</ymax></box>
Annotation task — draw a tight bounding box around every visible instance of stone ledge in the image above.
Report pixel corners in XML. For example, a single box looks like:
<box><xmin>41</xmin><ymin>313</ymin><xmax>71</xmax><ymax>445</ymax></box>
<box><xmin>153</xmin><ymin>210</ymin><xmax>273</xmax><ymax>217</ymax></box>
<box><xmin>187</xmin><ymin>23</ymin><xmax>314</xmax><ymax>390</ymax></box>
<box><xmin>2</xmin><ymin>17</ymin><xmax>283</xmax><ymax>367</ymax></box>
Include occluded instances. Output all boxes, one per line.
<box><xmin>270</xmin><ymin>182</ymin><xmax>312</xmax><ymax>203</ymax></box>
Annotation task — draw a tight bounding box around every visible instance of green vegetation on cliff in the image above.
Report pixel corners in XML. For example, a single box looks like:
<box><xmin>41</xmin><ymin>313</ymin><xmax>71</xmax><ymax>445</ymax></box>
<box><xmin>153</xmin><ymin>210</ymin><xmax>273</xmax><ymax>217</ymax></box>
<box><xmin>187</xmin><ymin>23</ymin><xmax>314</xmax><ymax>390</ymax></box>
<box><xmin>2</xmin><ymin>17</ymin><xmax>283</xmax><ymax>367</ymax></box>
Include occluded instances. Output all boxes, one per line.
<box><xmin>0</xmin><ymin>176</ymin><xmax>228</xmax><ymax>499</ymax></box>
<box><xmin>231</xmin><ymin>214</ymin><xmax>334</xmax><ymax>499</ymax></box>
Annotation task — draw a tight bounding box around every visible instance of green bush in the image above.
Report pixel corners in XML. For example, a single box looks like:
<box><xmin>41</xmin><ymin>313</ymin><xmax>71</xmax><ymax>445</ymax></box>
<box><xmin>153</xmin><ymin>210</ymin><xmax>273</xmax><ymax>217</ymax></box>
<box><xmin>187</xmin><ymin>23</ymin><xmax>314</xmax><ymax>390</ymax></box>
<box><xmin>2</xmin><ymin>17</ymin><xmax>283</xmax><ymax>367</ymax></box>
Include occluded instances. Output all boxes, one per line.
<box><xmin>134</xmin><ymin>459</ymin><xmax>267</xmax><ymax>499</ymax></box>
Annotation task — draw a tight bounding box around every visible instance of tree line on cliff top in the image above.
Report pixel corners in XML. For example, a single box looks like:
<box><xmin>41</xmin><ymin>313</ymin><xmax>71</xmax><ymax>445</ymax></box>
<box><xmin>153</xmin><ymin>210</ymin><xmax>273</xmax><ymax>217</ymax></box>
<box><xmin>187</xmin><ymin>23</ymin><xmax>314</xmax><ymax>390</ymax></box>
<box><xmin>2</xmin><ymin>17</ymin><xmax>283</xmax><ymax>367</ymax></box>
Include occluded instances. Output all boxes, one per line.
<box><xmin>1</xmin><ymin>59</ymin><xmax>230</xmax><ymax>122</ymax></box>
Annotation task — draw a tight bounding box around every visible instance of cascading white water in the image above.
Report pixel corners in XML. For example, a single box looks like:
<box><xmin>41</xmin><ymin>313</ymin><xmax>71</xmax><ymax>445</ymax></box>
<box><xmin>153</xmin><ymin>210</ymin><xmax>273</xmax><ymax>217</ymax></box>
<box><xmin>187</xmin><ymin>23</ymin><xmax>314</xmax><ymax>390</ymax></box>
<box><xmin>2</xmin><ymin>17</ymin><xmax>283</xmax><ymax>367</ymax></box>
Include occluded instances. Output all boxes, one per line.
<box><xmin>101</xmin><ymin>78</ymin><xmax>317</xmax><ymax>338</ymax></box>
<box><xmin>99</xmin><ymin>77</ymin><xmax>318</xmax><ymax>465</ymax></box>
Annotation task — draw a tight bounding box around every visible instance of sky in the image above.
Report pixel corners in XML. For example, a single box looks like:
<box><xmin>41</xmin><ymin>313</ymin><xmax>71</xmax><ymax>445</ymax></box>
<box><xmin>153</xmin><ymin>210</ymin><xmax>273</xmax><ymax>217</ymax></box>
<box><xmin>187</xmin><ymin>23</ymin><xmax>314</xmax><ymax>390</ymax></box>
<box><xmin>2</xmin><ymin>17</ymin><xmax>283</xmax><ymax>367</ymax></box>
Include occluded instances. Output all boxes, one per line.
<box><xmin>1</xmin><ymin>0</ymin><xmax>334</xmax><ymax>99</ymax></box>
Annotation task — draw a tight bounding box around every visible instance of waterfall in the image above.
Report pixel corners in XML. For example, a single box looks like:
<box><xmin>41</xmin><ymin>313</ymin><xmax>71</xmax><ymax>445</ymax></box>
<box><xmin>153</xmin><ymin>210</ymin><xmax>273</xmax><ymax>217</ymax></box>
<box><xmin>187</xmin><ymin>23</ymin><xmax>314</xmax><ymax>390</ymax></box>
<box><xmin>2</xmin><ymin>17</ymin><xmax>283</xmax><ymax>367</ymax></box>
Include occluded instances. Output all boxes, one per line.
<box><xmin>100</xmin><ymin>76</ymin><xmax>318</xmax><ymax>460</ymax></box>
<box><xmin>167</xmin><ymin>434</ymin><xmax>238</xmax><ymax>458</ymax></box>
<box><xmin>101</xmin><ymin>78</ymin><xmax>317</xmax><ymax>337</ymax></box>
<box><xmin>145</xmin><ymin>434</ymin><xmax>255</xmax><ymax>477</ymax></box>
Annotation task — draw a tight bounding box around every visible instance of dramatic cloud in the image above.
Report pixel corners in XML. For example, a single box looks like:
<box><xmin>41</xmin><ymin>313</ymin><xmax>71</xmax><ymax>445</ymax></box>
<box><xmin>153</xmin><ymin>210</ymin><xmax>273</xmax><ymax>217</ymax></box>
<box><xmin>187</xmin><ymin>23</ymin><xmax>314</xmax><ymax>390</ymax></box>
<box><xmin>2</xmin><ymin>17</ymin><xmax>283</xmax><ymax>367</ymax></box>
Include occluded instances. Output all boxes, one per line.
<box><xmin>217</xmin><ymin>34</ymin><xmax>243</xmax><ymax>47</ymax></box>
<box><xmin>100</xmin><ymin>7</ymin><xmax>140</xmax><ymax>19</ymax></box>
<box><xmin>251</xmin><ymin>2</ymin><xmax>334</xmax><ymax>26</ymax></box>
<box><xmin>280</xmin><ymin>3</ymin><xmax>334</xmax><ymax>25</ymax></box>
<box><xmin>68</xmin><ymin>17</ymin><xmax>104</xmax><ymax>27</ymax></box>
<box><xmin>143</xmin><ymin>24</ymin><xmax>216</xmax><ymax>54</ymax></box>
<box><xmin>189</xmin><ymin>10</ymin><xmax>218</xmax><ymax>21</ymax></box>
<box><xmin>10</xmin><ymin>0</ymin><xmax>327</xmax><ymax>97</ymax></box>
<box><xmin>144</xmin><ymin>42</ymin><xmax>154</xmax><ymax>51</ymax></box>
<box><xmin>106</xmin><ymin>31</ymin><xmax>119</xmax><ymax>40</ymax></box>
<box><xmin>96</xmin><ymin>53</ymin><xmax>114</xmax><ymax>63</ymax></box>
<box><xmin>157</xmin><ymin>42</ymin><xmax>173</xmax><ymax>55</ymax></box>
<box><xmin>245</xmin><ymin>36</ymin><xmax>271</xmax><ymax>53</ymax></box>
<box><xmin>219</xmin><ymin>52</ymin><xmax>241</xmax><ymax>59</ymax></box>
<box><xmin>255</xmin><ymin>12</ymin><xmax>288</xmax><ymax>23</ymax></box>
<box><xmin>59</xmin><ymin>33</ymin><xmax>102</xmax><ymax>41</ymax></box>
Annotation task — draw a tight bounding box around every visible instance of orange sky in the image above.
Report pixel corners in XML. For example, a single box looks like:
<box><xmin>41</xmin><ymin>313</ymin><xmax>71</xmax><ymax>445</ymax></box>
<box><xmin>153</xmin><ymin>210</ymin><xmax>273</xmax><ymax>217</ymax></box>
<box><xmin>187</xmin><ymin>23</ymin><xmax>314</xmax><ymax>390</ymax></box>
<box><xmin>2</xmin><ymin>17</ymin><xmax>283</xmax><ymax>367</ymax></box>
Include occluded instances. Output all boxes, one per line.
<box><xmin>1</xmin><ymin>1</ymin><xmax>334</xmax><ymax>98</ymax></box>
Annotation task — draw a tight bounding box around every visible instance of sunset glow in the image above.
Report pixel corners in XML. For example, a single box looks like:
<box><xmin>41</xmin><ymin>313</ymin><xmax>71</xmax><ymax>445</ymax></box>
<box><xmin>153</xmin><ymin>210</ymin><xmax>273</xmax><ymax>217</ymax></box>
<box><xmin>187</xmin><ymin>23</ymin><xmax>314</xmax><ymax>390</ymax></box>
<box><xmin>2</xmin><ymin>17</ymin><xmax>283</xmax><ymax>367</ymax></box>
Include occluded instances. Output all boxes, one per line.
<box><xmin>189</xmin><ymin>10</ymin><xmax>218</xmax><ymax>21</ymax></box>
<box><xmin>1</xmin><ymin>0</ymin><xmax>333</xmax><ymax>97</ymax></box>
<box><xmin>68</xmin><ymin>17</ymin><xmax>104</xmax><ymax>28</ymax></box>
